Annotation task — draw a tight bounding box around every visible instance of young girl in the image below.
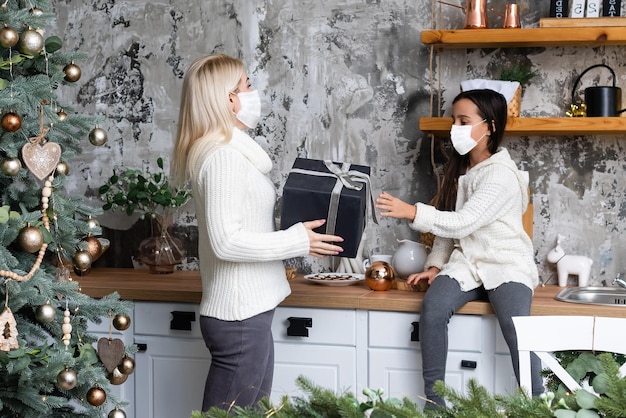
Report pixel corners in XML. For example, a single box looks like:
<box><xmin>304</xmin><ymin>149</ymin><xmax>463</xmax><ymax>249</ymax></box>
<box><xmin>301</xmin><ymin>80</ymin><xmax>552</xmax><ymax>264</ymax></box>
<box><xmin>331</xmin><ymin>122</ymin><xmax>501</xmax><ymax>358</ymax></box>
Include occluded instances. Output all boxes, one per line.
<box><xmin>171</xmin><ymin>54</ymin><xmax>344</xmax><ymax>411</ymax></box>
<box><xmin>376</xmin><ymin>89</ymin><xmax>543</xmax><ymax>407</ymax></box>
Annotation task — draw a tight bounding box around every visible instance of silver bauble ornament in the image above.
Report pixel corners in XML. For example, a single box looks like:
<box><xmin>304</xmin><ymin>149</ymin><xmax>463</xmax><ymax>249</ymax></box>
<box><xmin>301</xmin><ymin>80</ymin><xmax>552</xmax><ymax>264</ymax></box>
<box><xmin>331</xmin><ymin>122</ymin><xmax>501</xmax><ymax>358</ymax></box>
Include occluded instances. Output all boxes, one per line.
<box><xmin>36</xmin><ymin>301</ymin><xmax>56</xmax><ymax>323</ymax></box>
<box><xmin>19</xmin><ymin>29</ymin><xmax>44</xmax><ymax>55</ymax></box>
<box><xmin>113</xmin><ymin>314</ymin><xmax>131</xmax><ymax>331</ymax></box>
<box><xmin>108</xmin><ymin>407</ymin><xmax>127</xmax><ymax>418</ymax></box>
<box><xmin>118</xmin><ymin>355</ymin><xmax>135</xmax><ymax>375</ymax></box>
<box><xmin>17</xmin><ymin>224</ymin><xmax>44</xmax><ymax>253</ymax></box>
<box><xmin>1</xmin><ymin>157</ymin><xmax>21</xmax><ymax>176</ymax></box>
<box><xmin>88</xmin><ymin>127</ymin><xmax>107</xmax><ymax>146</ymax></box>
<box><xmin>57</xmin><ymin>367</ymin><xmax>78</xmax><ymax>390</ymax></box>
<box><xmin>0</xmin><ymin>25</ymin><xmax>19</xmax><ymax>48</ymax></box>
<box><xmin>86</xmin><ymin>216</ymin><xmax>100</xmax><ymax>231</ymax></box>
<box><xmin>56</xmin><ymin>161</ymin><xmax>69</xmax><ymax>176</ymax></box>
<box><xmin>63</xmin><ymin>62</ymin><xmax>81</xmax><ymax>82</ymax></box>
<box><xmin>73</xmin><ymin>250</ymin><xmax>92</xmax><ymax>271</ymax></box>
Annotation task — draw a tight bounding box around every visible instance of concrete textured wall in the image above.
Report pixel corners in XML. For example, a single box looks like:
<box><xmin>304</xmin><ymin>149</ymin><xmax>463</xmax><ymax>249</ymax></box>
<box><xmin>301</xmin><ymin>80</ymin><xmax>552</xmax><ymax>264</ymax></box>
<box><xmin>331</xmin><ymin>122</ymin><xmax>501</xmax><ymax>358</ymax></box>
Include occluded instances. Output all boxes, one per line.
<box><xmin>51</xmin><ymin>0</ymin><xmax>626</xmax><ymax>286</ymax></box>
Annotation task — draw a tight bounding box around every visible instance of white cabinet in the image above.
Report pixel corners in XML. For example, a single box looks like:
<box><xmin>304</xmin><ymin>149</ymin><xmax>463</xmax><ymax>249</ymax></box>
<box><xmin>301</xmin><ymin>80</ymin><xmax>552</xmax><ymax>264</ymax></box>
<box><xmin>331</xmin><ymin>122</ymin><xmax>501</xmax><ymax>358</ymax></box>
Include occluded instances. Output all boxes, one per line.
<box><xmin>133</xmin><ymin>302</ymin><xmax>209</xmax><ymax>418</ymax></box>
<box><xmin>367</xmin><ymin>310</ymin><xmax>491</xmax><ymax>407</ymax></box>
<box><xmin>271</xmin><ymin>307</ymin><xmax>359</xmax><ymax>403</ymax></box>
<box><xmin>491</xmin><ymin>316</ymin><xmax>519</xmax><ymax>396</ymax></box>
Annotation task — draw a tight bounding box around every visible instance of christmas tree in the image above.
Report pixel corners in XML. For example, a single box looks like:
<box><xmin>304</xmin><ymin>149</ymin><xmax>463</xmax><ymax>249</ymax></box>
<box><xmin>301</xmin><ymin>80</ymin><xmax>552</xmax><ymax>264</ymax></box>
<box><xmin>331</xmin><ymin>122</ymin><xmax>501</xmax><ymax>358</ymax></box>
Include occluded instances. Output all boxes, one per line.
<box><xmin>0</xmin><ymin>1</ymin><xmax>133</xmax><ymax>417</ymax></box>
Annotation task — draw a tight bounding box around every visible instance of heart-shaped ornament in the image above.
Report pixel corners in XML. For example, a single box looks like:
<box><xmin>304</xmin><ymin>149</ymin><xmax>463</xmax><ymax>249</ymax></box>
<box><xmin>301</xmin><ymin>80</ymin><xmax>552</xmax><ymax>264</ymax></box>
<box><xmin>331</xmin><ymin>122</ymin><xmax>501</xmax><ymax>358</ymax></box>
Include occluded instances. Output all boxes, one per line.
<box><xmin>21</xmin><ymin>141</ymin><xmax>61</xmax><ymax>181</ymax></box>
<box><xmin>97</xmin><ymin>337</ymin><xmax>125</xmax><ymax>373</ymax></box>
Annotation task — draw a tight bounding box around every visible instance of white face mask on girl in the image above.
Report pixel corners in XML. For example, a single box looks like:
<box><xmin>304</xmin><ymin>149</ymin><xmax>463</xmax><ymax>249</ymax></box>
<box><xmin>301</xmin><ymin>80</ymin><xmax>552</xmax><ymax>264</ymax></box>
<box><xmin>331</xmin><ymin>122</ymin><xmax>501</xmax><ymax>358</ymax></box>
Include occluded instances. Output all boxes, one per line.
<box><xmin>450</xmin><ymin>119</ymin><xmax>487</xmax><ymax>155</ymax></box>
<box><xmin>235</xmin><ymin>90</ymin><xmax>262</xmax><ymax>129</ymax></box>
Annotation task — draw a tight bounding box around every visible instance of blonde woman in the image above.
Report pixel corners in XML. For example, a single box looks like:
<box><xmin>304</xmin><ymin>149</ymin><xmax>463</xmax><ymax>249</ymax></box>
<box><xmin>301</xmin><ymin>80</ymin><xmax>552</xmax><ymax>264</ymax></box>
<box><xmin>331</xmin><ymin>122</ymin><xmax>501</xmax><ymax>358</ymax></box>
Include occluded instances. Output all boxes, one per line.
<box><xmin>171</xmin><ymin>54</ymin><xmax>344</xmax><ymax>410</ymax></box>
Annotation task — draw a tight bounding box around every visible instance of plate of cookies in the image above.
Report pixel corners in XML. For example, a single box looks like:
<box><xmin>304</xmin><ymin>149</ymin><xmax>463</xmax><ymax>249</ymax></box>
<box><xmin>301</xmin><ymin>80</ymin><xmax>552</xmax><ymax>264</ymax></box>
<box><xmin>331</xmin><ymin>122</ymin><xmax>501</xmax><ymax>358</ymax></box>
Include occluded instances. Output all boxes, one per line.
<box><xmin>303</xmin><ymin>272</ymin><xmax>365</xmax><ymax>286</ymax></box>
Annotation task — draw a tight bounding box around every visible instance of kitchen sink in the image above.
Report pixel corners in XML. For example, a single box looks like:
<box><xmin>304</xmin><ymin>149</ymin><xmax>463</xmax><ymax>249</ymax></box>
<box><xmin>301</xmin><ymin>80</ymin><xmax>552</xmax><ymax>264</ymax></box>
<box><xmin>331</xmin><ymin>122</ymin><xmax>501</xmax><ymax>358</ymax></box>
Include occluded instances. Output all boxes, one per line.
<box><xmin>555</xmin><ymin>287</ymin><xmax>626</xmax><ymax>307</ymax></box>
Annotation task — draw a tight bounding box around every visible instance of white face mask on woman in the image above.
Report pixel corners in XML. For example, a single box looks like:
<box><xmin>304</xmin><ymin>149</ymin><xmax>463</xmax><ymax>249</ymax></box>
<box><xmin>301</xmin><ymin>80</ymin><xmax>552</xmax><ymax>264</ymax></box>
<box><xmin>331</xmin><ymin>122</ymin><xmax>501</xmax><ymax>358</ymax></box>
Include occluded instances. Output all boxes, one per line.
<box><xmin>450</xmin><ymin>119</ymin><xmax>487</xmax><ymax>155</ymax></box>
<box><xmin>235</xmin><ymin>90</ymin><xmax>262</xmax><ymax>129</ymax></box>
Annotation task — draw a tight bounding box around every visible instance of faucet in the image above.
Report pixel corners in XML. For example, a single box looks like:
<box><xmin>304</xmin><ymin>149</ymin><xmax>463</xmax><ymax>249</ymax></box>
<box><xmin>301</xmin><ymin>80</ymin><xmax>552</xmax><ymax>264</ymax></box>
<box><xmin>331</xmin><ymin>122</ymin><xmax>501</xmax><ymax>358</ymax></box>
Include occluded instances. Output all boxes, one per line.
<box><xmin>613</xmin><ymin>274</ymin><xmax>626</xmax><ymax>289</ymax></box>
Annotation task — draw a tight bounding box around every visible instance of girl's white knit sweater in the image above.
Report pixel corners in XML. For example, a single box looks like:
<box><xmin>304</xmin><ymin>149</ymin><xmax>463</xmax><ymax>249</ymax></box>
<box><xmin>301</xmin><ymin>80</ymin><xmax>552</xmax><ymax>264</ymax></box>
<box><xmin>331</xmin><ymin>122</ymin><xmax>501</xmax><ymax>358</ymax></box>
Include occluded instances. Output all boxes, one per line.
<box><xmin>415</xmin><ymin>148</ymin><xmax>539</xmax><ymax>292</ymax></box>
<box><xmin>191</xmin><ymin>128</ymin><xmax>310</xmax><ymax>321</ymax></box>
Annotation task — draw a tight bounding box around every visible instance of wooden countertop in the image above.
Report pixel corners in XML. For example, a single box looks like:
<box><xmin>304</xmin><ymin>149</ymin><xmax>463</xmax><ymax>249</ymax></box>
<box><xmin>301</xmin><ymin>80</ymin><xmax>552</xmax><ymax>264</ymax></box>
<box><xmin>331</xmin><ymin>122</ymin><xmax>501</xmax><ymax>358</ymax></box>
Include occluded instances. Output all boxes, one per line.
<box><xmin>77</xmin><ymin>268</ymin><xmax>626</xmax><ymax>318</ymax></box>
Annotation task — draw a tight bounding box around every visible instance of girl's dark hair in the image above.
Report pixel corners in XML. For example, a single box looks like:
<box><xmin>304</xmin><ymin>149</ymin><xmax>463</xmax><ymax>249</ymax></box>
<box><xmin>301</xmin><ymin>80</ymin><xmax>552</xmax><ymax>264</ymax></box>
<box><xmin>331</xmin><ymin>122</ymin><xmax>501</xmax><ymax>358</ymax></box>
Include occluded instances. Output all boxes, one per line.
<box><xmin>435</xmin><ymin>89</ymin><xmax>508</xmax><ymax>211</ymax></box>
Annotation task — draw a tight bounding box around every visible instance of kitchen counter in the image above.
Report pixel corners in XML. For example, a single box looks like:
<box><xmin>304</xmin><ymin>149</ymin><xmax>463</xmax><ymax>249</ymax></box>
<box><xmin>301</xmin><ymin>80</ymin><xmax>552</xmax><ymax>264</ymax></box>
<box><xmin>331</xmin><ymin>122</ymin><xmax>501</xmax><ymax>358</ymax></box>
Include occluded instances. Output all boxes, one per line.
<box><xmin>77</xmin><ymin>268</ymin><xmax>626</xmax><ymax>318</ymax></box>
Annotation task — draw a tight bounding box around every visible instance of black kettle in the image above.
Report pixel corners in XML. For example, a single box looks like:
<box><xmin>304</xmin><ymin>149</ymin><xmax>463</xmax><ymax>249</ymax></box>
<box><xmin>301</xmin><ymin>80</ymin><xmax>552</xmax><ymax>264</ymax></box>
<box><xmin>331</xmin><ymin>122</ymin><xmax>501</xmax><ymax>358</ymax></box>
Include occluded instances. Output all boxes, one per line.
<box><xmin>571</xmin><ymin>64</ymin><xmax>626</xmax><ymax>117</ymax></box>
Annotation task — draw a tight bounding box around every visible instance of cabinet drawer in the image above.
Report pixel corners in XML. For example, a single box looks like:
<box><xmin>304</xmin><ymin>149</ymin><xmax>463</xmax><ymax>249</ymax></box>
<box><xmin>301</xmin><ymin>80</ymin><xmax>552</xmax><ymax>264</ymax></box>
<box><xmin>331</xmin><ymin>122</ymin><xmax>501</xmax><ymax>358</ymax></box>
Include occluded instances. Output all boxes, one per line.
<box><xmin>134</xmin><ymin>302</ymin><xmax>202</xmax><ymax>338</ymax></box>
<box><xmin>273</xmin><ymin>307</ymin><xmax>356</xmax><ymax>346</ymax></box>
<box><xmin>368</xmin><ymin>311</ymin><xmax>484</xmax><ymax>352</ymax></box>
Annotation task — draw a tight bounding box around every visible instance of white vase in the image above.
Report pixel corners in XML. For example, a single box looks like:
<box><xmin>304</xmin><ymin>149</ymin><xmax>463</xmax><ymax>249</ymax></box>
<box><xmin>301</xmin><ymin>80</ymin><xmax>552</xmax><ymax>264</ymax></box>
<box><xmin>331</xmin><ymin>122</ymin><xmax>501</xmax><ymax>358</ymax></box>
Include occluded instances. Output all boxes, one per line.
<box><xmin>391</xmin><ymin>239</ymin><xmax>429</xmax><ymax>279</ymax></box>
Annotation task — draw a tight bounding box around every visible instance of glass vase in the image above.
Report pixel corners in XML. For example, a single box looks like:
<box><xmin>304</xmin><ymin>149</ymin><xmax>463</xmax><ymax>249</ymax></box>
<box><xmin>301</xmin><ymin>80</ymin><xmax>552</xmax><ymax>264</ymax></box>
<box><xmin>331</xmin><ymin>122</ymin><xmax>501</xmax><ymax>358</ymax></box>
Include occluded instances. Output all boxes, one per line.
<box><xmin>137</xmin><ymin>214</ymin><xmax>185</xmax><ymax>274</ymax></box>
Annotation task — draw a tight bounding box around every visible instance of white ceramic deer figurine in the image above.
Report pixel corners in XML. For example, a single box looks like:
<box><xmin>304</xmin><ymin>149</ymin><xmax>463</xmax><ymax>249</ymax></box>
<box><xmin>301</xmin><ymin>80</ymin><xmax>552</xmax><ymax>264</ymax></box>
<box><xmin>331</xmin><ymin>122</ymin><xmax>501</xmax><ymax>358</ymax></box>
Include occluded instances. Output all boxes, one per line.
<box><xmin>546</xmin><ymin>235</ymin><xmax>593</xmax><ymax>287</ymax></box>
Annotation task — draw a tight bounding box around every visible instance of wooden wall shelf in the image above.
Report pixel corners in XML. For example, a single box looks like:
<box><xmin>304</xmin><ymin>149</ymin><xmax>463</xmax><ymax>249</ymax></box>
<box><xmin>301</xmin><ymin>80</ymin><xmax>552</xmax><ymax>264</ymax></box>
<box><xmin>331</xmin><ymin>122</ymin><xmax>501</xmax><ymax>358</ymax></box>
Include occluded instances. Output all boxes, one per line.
<box><xmin>419</xmin><ymin>117</ymin><xmax>626</xmax><ymax>137</ymax></box>
<box><xmin>421</xmin><ymin>27</ymin><xmax>626</xmax><ymax>49</ymax></box>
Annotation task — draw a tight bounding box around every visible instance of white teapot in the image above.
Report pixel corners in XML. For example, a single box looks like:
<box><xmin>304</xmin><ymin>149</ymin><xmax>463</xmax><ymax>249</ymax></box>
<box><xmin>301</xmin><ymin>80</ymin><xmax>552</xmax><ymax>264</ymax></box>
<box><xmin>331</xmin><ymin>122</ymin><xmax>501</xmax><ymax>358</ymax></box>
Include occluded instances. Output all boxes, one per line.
<box><xmin>391</xmin><ymin>239</ymin><xmax>429</xmax><ymax>279</ymax></box>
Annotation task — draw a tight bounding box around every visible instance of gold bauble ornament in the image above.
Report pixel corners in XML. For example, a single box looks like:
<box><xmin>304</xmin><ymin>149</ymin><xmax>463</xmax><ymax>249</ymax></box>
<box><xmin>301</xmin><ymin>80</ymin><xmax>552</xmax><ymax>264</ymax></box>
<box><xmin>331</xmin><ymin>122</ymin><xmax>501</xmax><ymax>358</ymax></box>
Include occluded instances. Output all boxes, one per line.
<box><xmin>84</xmin><ymin>235</ymin><xmax>103</xmax><ymax>261</ymax></box>
<box><xmin>73</xmin><ymin>250</ymin><xmax>92</xmax><ymax>271</ymax></box>
<box><xmin>1</xmin><ymin>157</ymin><xmax>22</xmax><ymax>176</ymax></box>
<box><xmin>63</xmin><ymin>62</ymin><xmax>81</xmax><ymax>82</ymax></box>
<box><xmin>86</xmin><ymin>384</ymin><xmax>107</xmax><ymax>406</ymax></box>
<box><xmin>107</xmin><ymin>367</ymin><xmax>128</xmax><ymax>385</ymax></box>
<box><xmin>56</xmin><ymin>161</ymin><xmax>69</xmax><ymax>176</ymax></box>
<box><xmin>1</xmin><ymin>112</ymin><xmax>22</xmax><ymax>132</ymax></box>
<box><xmin>108</xmin><ymin>407</ymin><xmax>127</xmax><ymax>418</ymax></box>
<box><xmin>19</xmin><ymin>29</ymin><xmax>44</xmax><ymax>55</ymax></box>
<box><xmin>365</xmin><ymin>261</ymin><xmax>395</xmax><ymax>291</ymax></box>
<box><xmin>17</xmin><ymin>224</ymin><xmax>44</xmax><ymax>253</ymax></box>
<box><xmin>118</xmin><ymin>355</ymin><xmax>135</xmax><ymax>375</ymax></box>
<box><xmin>57</xmin><ymin>109</ymin><xmax>68</xmax><ymax>121</ymax></box>
<box><xmin>113</xmin><ymin>313</ymin><xmax>131</xmax><ymax>331</ymax></box>
<box><xmin>88</xmin><ymin>127</ymin><xmax>108</xmax><ymax>146</ymax></box>
<box><xmin>0</xmin><ymin>25</ymin><xmax>19</xmax><ymax>48</ymax></box>
<box><xmin>57</xmin><ymin>366</ymin><xmax>78</xmax><ymax>390</ymax></box>
<box><xmin>36</xmin><ymin>301</ymin><xmax>56</xmax><ymax>323</ymax></box>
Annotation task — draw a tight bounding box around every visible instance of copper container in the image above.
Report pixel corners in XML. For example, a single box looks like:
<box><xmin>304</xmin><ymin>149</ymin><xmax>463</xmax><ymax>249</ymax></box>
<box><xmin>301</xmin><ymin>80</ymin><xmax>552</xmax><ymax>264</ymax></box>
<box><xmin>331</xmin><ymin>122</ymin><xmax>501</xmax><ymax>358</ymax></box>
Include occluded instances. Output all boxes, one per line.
<box><xmin>464</xmin><ymin>0</ymin><xmax>488</xmax><ymax>29</ymax></box>
<box><xmin>503</xmin><ymin>4</ymin><xmax>521</xmax><ymax>28</ymax></box>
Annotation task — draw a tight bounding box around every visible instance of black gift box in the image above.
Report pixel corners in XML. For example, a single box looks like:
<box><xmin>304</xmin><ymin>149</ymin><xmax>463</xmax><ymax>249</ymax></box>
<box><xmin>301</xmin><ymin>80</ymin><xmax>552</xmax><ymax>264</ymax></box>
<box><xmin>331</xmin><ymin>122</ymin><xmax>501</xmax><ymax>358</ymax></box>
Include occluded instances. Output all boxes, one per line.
<box><xmin>280</xmin><ymin>158</ymin><xmax>375</xmax><ymax>258</ymax></box>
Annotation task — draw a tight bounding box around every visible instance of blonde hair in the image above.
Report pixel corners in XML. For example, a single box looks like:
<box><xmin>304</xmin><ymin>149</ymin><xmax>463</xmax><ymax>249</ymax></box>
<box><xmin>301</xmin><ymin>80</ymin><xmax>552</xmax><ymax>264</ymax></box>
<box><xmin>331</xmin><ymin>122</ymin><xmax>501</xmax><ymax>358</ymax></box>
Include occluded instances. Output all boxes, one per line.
<box><xmin>171</xmin><ymin>54</ymin><xmax>244</xmax><ymax>187</ymax></box>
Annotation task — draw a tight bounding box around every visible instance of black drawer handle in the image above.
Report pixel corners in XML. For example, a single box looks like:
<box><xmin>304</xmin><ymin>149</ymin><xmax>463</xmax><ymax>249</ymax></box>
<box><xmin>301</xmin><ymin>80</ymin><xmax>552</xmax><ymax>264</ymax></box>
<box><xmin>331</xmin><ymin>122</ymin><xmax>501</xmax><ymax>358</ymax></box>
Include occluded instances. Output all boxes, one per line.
<box><xmin>170</xmin><ymin>311</ymin><xmax>196</xmax><ymax>331</ymax></box>
<box><xmin>136</xmin><ymin>343</ymin><xmax>148</xmax><ymax>352</ymax></box>
<box><xmin>461</xmin><ymin>360</ymin><xmax>477</xmax><ymax>369</ymax></box>
<box><xmin>287</xmin><ymin>317</ymin><xmax>312</xmax><ymax>337</ymax></box>
<box><xmin>410</xmin><ymin>321</ymin><xmax>420</xmax><ymax>342</ymax></box>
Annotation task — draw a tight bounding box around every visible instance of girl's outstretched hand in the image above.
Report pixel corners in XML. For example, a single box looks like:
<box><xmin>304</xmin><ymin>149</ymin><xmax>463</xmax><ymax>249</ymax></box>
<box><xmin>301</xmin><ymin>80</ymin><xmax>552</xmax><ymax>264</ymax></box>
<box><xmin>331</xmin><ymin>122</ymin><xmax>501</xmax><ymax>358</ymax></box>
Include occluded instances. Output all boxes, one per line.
<box><xmin>376</xmin><ymin>191</ymin><xmax>416</xmax><ymax>221</ymax></box>
<box><xmin>303</xmin><ymin>219</ymin><xmax>344</xmax><ymax>258</ymax></box>
<box><xmin>407</xmin><ymin>267</ymin><xmax>440</xmax><ymax>286</ymax></box>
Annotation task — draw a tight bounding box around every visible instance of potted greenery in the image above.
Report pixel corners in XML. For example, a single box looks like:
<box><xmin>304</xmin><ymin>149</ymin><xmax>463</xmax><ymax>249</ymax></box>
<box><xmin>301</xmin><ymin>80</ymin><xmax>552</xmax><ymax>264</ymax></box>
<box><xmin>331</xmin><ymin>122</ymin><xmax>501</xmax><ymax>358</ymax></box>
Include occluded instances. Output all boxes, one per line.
<box><xmin>98</xmin><ymin>157</ymin><xmax>191</xmax><ymax>273</ymax></box>
<box><xmin>497</xmin><ymin>61</ymin><xmax>539</xmax><ymax>118</ymax></box>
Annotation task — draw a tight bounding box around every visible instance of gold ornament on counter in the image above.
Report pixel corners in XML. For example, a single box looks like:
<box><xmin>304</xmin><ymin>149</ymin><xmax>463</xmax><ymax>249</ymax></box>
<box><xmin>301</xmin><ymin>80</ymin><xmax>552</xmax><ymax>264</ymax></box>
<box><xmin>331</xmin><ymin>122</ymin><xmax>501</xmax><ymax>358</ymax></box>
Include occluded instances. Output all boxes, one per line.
<box><xmin>17</xmin><ymin>224</ymin><xmax>44</xmax><ymax>253</ymax></box>
<box><xmin>18</xmin><ymin>28</ymin><xmax>44</xmax><ymax>55</ymax></box>
<box><xmin>63</xmin><ymin>62</ymin><xmax>81</xmax><ymax>82</ymax></box>
<box><xmin>1</xmin><ymin>111</ymin><xmax>22</xmax><ymax>132</ymax></box>
<box><xmin>0</xmin><ymin>25</ymin><xmax>19</xmax><ymax>48</ymax></box>
<box><xmin>112</xmin><ymin>313</ymin><xmax>131</xmax><ymax>331</ymax></box>
<box><xmin>86</xmin><ymin>384</ymin><xmax>106</xmax><ymax>406</ymax></box>
<box><xmin>1</xmin><ymin>157</ymin><xmax>22</xmax><ymax>176</ymax></box>
<box><xmin>57</xmin><ymin>366</ymin><xmax>78</xmax><ymax>390</ymax></box>
<box><xmin>365</xmin><ymin>261</ymin><xmax>395</xmax><ymax>291</ymax></box>
<box><xmin>566</xmin><ymin>103</ymin><xmax>587</xmax><ymax>117</ymax></box>
<box><xmin>88</xmin><ymin>126</ymin><xmax>108</xmax><ymax>146</ymax></box>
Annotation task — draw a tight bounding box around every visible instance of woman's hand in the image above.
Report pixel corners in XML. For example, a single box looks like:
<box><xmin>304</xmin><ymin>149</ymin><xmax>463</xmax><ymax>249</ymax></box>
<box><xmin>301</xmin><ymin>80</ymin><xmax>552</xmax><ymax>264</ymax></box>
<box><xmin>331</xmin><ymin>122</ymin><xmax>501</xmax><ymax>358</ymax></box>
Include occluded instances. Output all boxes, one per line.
<box><xmin>376</xmin><ymin>191</ymin><xmax>416</xmax><ymax>221</ymax></box>
<box><xmin>406</xmin><ymin>267</ymin><xmax>440</xmax><ymax>286</ymax></box>
<box><xmin>303</xmin><ymin>219</ymin><xmax>344</xmax><ymax>258</ymax></box>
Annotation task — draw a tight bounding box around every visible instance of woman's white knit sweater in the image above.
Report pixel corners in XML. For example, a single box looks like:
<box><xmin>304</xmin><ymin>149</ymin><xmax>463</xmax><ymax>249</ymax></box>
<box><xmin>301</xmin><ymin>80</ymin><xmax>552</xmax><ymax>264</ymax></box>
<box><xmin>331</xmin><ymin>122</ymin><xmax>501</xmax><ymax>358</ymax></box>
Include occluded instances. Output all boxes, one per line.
<box><xmin>191</xmin><ymin>128</ymin><xmax>310</xmax><ymax>321</ymax></box>
<box><xmin>414</xmin><ymin>148</ymin><xmax>539</xmax><ymax>292</ymax></box>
